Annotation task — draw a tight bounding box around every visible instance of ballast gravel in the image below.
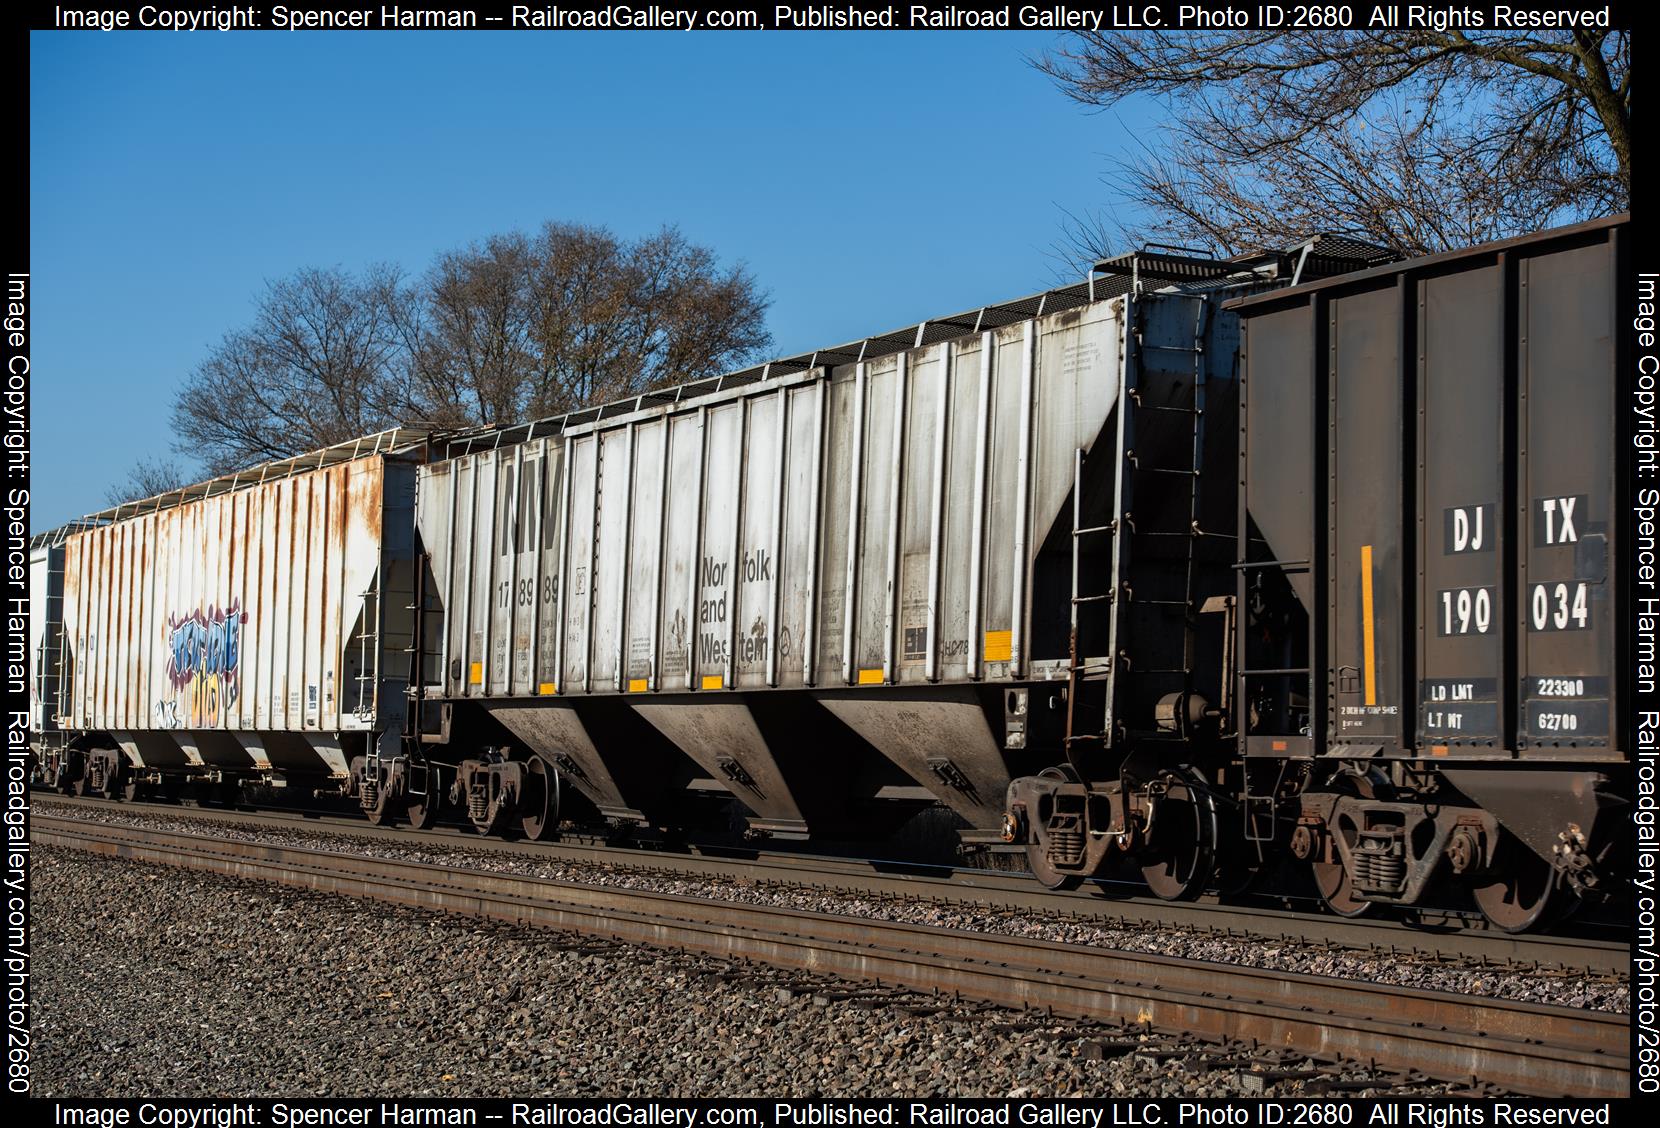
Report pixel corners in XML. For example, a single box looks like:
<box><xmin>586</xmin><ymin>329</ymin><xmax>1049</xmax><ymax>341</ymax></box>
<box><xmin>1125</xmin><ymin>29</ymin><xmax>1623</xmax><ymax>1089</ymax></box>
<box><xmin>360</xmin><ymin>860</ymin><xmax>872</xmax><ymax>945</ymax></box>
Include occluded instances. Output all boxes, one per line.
<box><xmin>37</xmin><ymin>799</ymin><xmax>1628</xmax><ymax>1015</ymax></box>
<box><xmin>33</xmin><ymin>844</ymin><xmax>1477</xmax><ymax>1099</ymax></box>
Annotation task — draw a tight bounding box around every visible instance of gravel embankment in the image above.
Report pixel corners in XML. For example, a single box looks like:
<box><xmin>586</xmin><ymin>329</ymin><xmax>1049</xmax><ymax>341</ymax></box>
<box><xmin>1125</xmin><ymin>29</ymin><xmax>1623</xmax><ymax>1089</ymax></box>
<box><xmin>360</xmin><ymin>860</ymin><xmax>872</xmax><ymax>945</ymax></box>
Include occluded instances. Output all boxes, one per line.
<box><xmin>33</xmin><ymin>844</ymin><xmax>1475</xmax><ymax>1098</ymax></box>
<box><xmin>37</xmin><ymin>798</ymin><xmax>1628</xmax><ymax>1015</ymax></box>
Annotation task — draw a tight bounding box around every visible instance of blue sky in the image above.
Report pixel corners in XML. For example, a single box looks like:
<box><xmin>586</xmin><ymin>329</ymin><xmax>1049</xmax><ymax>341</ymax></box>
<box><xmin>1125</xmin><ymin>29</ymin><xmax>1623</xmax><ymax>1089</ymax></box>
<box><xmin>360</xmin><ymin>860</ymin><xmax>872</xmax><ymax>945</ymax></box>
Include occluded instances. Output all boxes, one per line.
<box><xmin>29</xmin><ymin>31</ymin><xmax>1152</xmax><ymax>531</ymax></box>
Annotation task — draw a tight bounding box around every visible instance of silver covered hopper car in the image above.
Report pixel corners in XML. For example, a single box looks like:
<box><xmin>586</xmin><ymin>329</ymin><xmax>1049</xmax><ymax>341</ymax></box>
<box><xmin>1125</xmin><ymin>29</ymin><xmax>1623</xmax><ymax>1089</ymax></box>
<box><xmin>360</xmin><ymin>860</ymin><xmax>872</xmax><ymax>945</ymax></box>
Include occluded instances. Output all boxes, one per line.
<box><xmin>404</xmin><ymin>242</ymin><xmax>1383</xmax><ymax>846</ymax></box>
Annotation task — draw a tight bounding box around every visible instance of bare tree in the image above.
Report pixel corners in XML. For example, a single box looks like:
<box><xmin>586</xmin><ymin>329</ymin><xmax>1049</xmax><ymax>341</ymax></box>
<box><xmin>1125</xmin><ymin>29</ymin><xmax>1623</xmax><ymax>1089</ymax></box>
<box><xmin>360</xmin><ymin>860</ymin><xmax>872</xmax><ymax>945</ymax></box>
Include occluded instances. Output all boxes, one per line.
<box><xmin>414</xmin><ymin>222</ymin><xmax>772</xmax><ymax>425</ymax></box>
<box><xmin>172</xmin><ymin>224</ymin><xmax>770</xmax><ymax>473</ymax></box>
<box><xmin>104</xmin><ymin>456</ymin><xmax>193</xmax><ymax>506</ymax></box>
<box><xmin>628</xmin><ymin>227</ymin><xmax>776</xmax><ymax>390</ymax></box>
<box><xmin>411</xmin><ymin>232</ymin><xmax>542</xmax><ymax>427</ymax></box>
<box><xmin>173</xmin><ymin>265</ymin><xmax>416</xmax><ymax>473</ymax></box>
<box><xmin>1037</xmin><ymin>30</ymin><xmax>1629</xmax><ymax>262</ymax></box>
<box><xmin>524</xmin><ymin>222</ymin><xmax>641</xmax><ymax>414</ymax></box>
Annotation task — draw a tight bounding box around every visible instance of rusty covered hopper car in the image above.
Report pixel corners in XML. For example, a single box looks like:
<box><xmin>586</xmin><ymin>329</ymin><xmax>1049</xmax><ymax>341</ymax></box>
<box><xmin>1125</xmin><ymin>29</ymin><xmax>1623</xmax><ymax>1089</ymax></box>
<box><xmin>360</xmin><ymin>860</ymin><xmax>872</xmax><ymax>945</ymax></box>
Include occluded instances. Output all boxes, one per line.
<box><xmin>408</xmin><ymin>240</ymin><xmax>1387</xmax><ymax>844</ymax></box>
<box><xmin>46</xmin><ymin>431</ymin><xmax>428</xmax><ymax>799</ymax></box>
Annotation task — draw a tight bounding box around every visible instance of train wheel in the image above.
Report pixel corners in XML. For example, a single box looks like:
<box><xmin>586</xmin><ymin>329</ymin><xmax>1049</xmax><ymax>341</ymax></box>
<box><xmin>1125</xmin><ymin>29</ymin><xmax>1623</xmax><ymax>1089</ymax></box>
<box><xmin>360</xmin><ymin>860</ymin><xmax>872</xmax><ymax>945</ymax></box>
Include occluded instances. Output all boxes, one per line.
<box><xmin>360</xmin><ymin>762</ymin><xmax>395</xmax><ymax>826</ymax></box>
<box><xmin>1138</xmin><ymin>771</ymin><xmax>1218</xmax><ymax>901</ymax></box>
<box><xmin>363</xmin><ymin>784</ymin><xmax>397</xmax><ymax>827</ymax></box>
<box><xmin>1026</xmin><ymin>844</ymin><xmax>1082</xmax><ymax>891</ymax></box>
<box><xmin>1026</xmin><ymin>767</ymin><xmax>1082</xmax><ymax>891</ymax></box>
<box><xmin>1312</xmin><ymin>853</ymin><xmax>1370</xmax><ymax>917</ymax></box>
<box><xmin>406</xmin><ymin>767</ymin><xmax>441</xmax><ymax>831</ymax></box>
<box><xmin>470</xmin><ymin>797</ymin><xmax>509</xmax><ymax>837</ymax></box>
<box><xmin>405</xmin><ymin>796</ymin><xmax>437</xmax><ymax>830</ymax></box>
<box><xmin>1310</xmin><ymin>773</ymin><xmax>1375</xmax><ymax>918</ymax></box>
<box><xmin>1471</xmin><ymin>832</ymin><xmax>1570</xmax><ymax>933</ymax></box>
<box><xmin>518</xmin><ymin>757</ymin><xmax>560</xmax><ymax>842</ymax></box>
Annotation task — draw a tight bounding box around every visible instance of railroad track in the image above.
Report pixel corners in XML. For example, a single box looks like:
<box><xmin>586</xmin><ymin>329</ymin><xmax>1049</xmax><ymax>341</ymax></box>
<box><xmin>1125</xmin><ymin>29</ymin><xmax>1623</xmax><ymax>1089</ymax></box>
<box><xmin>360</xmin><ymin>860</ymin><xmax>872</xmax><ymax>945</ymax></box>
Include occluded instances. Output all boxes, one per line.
<box><xmin>36</xmin><ymin>812</ymin><xmax>1629</xmax><ymax>1098</ymax></box>
<box><xmin>36</xmin><ymin>793</ymin><xmax>1628</xmax><ymax>975</ymax></box>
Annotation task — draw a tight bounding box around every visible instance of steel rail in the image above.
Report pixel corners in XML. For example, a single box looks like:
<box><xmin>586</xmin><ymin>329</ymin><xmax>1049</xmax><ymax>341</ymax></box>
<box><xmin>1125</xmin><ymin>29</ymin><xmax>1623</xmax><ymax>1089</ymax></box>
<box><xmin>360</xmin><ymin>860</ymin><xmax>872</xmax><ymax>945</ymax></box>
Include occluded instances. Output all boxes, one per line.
<box><xmin>37</xmin><ymin>814</ymin><xmax>1628</xmax><ymax>1099</ymax></box>
<box><xmin>35</xmin><ymin>795</ymin><xmax>1627</xmax><ymax>975</ymax></box>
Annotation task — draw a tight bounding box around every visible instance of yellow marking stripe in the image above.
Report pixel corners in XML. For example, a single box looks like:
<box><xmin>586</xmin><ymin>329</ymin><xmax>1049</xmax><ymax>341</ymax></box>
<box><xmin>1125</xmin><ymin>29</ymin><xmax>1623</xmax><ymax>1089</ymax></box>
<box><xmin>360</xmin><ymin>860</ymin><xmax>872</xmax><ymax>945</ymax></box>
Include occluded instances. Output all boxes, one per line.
<box><xmin>701</xmin><ymin>674</ymin><xmax>724</xmax><ymax>690</ymax></box>
<box><xmin>628</xmin><ymin>679</ymin><xmax>648</xmax><ymax>693</ymax></box>
<box><xmin>1360</xmin><ymin>544</ymin><xmax>1376</xmax><ymax>707</ymax></box>
<box><xmin>983</xmin><ymin>630</ymin><xmax>1013</xmax><ymax>663</ymax></box>
<box><xmin>469</xmin><ymin>662</ymin><xmax>483</xmax><ymax>686</ymax></box>
<box><xmin>857</xmin><ymin>668</ymin><xmax>884</xmax><ymax>685</ymax></box>
<box><xmin>537</xmin><ymin>682</ymin><xmax>557</xmax><ymax>696</ymax></box>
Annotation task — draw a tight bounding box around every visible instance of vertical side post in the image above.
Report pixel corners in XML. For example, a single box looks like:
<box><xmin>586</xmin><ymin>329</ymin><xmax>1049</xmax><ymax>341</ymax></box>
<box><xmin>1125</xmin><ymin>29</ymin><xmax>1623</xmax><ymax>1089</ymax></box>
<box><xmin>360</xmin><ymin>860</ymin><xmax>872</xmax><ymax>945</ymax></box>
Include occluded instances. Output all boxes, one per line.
<box><xmin>766</xmin><ymin>389</ymin><xmax>788</xmax><ymax>687</ymax></box>
<box><xmin>842</xmin><ymin>363</ymin><xmax>868</xmax><ymax>686</ymax></box>
<box><xmin>726</xmin><ymin>405</ymin><xmax>749</xmax><ymax>688</ymax></box>
<box><xmin>686</xmin><ymin>407</ymin><xmax>709</xmax><ymax>691</ymax></box>
<box><xmin>802</xmin><ymin>380</ymin><xmax>826</xmax><ymax>686</ymax></box>
<box><xmin>552</xmin><ymin>440</ymin><xmax>574</xmax><ymax>694</ymax></box>
<box><xmin>925</xmin><ymin>342</ymin><xmax>951</xmax><ymax>683</ymax></box>
<box><xmin>967</xmin><ymin>331</ymin><xmax>993</xmax><ymax>679</ymax></box>
<box><xmin>649</xmin><ymin>424</ymin><xmax>670</xmax><ymax>691</ymax></box>
<box><xmin>1010</xmin><ymin>319</ymin><xmax>1037</xmax><ymax>678</ymax></box>
<box><xmin>614</xmin><ymin>424</ymin><xmax>637</xmax><ymax>692</ymax></box>
<box><xmin>882</xmin><ymin>353</ymin><xmax>908</xmax><ymax>683</ymax></box>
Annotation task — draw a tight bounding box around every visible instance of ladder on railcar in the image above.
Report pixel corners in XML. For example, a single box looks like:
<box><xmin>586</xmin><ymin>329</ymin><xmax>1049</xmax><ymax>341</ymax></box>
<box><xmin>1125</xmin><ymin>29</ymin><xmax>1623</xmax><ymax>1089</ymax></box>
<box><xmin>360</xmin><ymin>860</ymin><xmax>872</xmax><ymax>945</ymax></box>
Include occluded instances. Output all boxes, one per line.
<box><xmin>1064</xmin><ymin>292</ymin><xmax>1215</xmax><ymax>768</ymax></box>
<box><xmin>402</xmin><ymin>546</ymin><xmax>454</xmax><ymax>743</ymax></box>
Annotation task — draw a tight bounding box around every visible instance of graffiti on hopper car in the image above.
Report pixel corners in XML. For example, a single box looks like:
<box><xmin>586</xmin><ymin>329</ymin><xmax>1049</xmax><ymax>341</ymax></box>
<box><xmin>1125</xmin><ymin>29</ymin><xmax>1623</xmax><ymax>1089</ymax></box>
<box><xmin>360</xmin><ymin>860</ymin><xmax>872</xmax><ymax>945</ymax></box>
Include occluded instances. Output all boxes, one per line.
<box><xmin>159</xmin><ymin>601</ymin><xmax>248</xmax><ymax>728</ymax></box>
